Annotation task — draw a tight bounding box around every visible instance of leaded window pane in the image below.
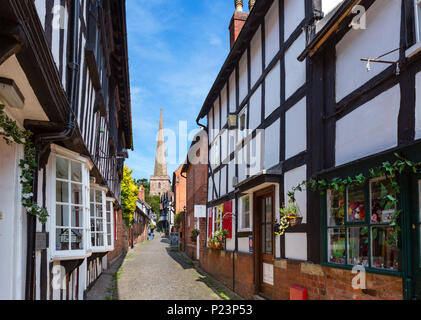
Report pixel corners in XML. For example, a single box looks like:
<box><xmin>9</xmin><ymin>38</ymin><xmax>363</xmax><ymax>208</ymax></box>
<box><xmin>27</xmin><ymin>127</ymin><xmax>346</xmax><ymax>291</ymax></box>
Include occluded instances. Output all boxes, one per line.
<box><xmin>56</xmin><ymin>181</ymin><xmax>69</xmax><ymax>203</ymax></box>
<box><xmin>370</xmin><ymin>179</ymin><xmax>395</xmax><ymax>224</ymax></box>
<box><xmin>347</xmin><ymin>184</ymin><xmax>365</xmax><ymax>222</ymax></box>
<box><xmin>71</xmin><ymin>207</ymin><xmax>83</xmax><ymax>228</ymax></box>
<box><xmin>371</xmin><ymin>227</ymin><xmax>399</xmax><ymax>271</ymax></box>
<box><xmin>56</xmin><ymin>157</ymin><xmax>69</xmax><ymax>180</ymax></box>
<box><xmin>327</xmin><ymin>189</ymin><xmax>344</xmax><ymax>226</ymax></box>
<box><xmin>328</xmin><ymin>228</ymin><xmax>346</xmax><ymax>265</ymax></box>
<box><xmin>71</xmin><ymin>161</ymin><xmax>82</xmax><ymax>182</ymax></box>
<box><xmin>71</xmin><ymin>183</ymin><xmax>83</xmax><ymax>205</ymax></box>
<box><xmin>348</xmin><ymin>227</ymin><xmax>369</xmax><ymax>267</ymax></box>
<box><xmin>56</xmin><ymin>205</ymin><xmax>69</xmax><ymax>227</ymax></box>
<box><xmin>56</xmin><ymin>228</ymin><xmax>69</xmax><ymax>251</ymax></box>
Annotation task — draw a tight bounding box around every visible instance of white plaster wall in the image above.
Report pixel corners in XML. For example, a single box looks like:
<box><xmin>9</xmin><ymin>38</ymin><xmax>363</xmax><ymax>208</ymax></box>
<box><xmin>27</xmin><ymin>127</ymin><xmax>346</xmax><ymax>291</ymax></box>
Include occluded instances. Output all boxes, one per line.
<box><xmin>221</xmin><ymin>84</ymin><xmax>228</xmax><ymax>128</ymax></box>
<box><xmin>229</xmin><ymin>71</ymin><xmax>236</xmax><ymax>113</ymax></box>
<box><xmin>250</xmin><ymin>26</ymin><xmax>263</xmax><ymax>87</ymax></box>
<box><xmin>285</xmin><ymin>233</ymin><xmax>307</xmax><ymax>261</ymax></box>
<box><xmin>265</xmin><ymin>61</ymin><xmax>281</xmax><ymax>119</ymax></box>
<box><xmin>285</xmin><ymin>97</ymin><xmax>307</xmax><ymax>159</ymax></box>
<box><xmin>228</xmin><ymin>160</ymin><xmax>235</xmax><ymax>193</ymax></box>
<box><xmin>335</xmin><ymin>0</ymin><xmax>401</xmax><ymax>102</ymax></box>
<box><xmin>208</xmin><ymin>176</ymin><xmax>213</xmax><ymax>202</ymax></box>
<box><xmin>238</xmin><ymin>237</ymin><xmax>250</xmax><ymax>253</ymax></box>
<box><xmin>285</xmin><ymin>32</ymin><xmax>306</xmax><ymax>99</ymax></box>
<box><xmin>221</xmin><ymin>130</ymin><xmax>228</xmax><ymax>164</ymax></box>
<box><xmin>228</xmin><ymin>130</ymin><xmax>237</xmax><ymax>156</ymax></box>
<box><xmin>237</xmin><ymin>146</ymin><xmax>247</xmax><ymax>183</ymax></box>
<box><xmin>265</xmin><ymin>0</ymin><xmax>280</xmax><ymax>67</ymax></box>
<box><xmin>284</xmin><ymin>165</ymin><xmax>307</xmax><ymax>223</ymax></box>
<box><xmin>264</xmin><ymin>119</ymin><xmax>280</xmax><ymax>169</ymax></box>
<box><xmin>336</xmin><ymin>85</ymin><xmax>400</xmax><ymax>166</ymax></box>
<box><xmin>239</xmin><ymin>50</ymin><xmax>249</xmax><ymax>105</ymax></box>
<box><xmin>0</xmin><ymin>139</ymin><xmax>18</xmax><ymax>299</ymax></box>
<box><xmin>214</xmin><ymin>170</ymin><xmax>220</xmax><ymax>198</ymax></box>
<box><xmin>220</xmin><ymin>166</ymin><xmax>227</xmax><ymax>196</ymax></box>
<box><xmin>249</xmin><ymin>85</ymin><xmax>262</xmax><ymax>131</ymax></box>
<box><xmin>214</xmin><ymin>98</ymin><xmax>220</xmax><ymax>135</ymax></box>
<box><xmin>249</xmin><ymin>132</ymin><xmax>264</xmax><ymax>176</ymax></box>
<box><xmin>284</xmin><ymin>0</ymin><xmax>305</xmax><ymax>40</ymax></box>
<box><xmin>415</xmin><ymin>71</ymin><xmax>421</xmax><ymax>140</ymax></box>
<box><xmin>208</xmin><ymin>112</ymin><xmax>214</xmax><ymax>144</ymax></box>
<box><xmin>34</xmin><ymin>0</ymin><xmax>46</xmax><ymax>29</ymax></box>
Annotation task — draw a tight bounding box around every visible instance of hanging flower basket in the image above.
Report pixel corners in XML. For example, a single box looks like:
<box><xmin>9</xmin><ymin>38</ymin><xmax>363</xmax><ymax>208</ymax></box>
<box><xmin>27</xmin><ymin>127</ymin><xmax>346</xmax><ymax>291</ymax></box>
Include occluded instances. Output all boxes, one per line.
<box><xmin>287</xmin><ymin>216</ymin><xmax>303</xmax><ymax>227</ymax></box>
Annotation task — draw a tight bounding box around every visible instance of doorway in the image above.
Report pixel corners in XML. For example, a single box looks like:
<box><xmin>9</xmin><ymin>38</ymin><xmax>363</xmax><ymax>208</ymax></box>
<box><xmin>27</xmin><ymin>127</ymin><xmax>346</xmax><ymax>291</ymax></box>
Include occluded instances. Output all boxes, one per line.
<box><xmin>254</xmin><ymin>187</ymin><xmax>275</xmax><ymax>299</ymax></box>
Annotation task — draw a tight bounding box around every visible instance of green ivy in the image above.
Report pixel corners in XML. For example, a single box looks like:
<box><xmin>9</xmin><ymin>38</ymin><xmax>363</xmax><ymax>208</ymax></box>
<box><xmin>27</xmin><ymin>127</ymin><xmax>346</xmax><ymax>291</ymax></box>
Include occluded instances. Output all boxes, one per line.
<box><xmin>282</xmin><ymin>153</ymin><xmax>421</xmax><ymax>245</ymax></box>
<box><xmin>0</xmin><ymin>104</ymin><xmax>49</xmax><ymax>223</ymax></box>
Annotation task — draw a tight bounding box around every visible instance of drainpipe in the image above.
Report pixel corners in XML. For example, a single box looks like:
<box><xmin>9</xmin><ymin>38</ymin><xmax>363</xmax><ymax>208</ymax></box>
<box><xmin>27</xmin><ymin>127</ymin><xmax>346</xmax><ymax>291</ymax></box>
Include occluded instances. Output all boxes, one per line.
<box><xmin>25</xmin><ymin>0</ymin><xmax>79</xmax><ymax>300</ymax></box>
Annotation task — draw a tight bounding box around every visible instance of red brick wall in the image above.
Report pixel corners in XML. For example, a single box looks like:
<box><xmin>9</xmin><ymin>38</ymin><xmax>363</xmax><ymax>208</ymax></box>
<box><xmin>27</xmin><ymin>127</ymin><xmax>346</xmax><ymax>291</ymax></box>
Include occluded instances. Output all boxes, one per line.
<box><xmin>173</xmin><ymin>165</ymin><xmax>186</xmax><ymax>214</ymax></box>
<box><xmin>200</xmin><ymin>251</ymin><xmax>403</xmax><ymax>300</ymax></box>
<box><xmin>107</xmin><ymin>209</ymin><xmax>128</xmax><ymax>267</ymax></box>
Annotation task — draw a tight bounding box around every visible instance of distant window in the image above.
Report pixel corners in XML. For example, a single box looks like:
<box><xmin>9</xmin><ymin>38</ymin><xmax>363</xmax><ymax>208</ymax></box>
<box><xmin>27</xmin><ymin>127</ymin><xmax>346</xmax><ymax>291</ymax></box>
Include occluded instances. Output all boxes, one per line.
<box><xmin>158</xmin><ymin>183</ymin><xmax>161</xmax><ymax>189</ymax></box>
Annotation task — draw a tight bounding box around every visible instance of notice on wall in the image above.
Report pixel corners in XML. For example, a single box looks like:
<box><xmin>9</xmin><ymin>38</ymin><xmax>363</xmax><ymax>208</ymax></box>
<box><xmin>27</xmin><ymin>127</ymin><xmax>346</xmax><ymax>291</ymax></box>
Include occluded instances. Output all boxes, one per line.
<box><xmin>263</xmin><ymin>263</ymin><xmax>274</xmax><ymax>286</ymax></box>
<box><xmin>194</xmin><ymin>205</ymin><xmax>206</xmax><ymax>218</ymax></box>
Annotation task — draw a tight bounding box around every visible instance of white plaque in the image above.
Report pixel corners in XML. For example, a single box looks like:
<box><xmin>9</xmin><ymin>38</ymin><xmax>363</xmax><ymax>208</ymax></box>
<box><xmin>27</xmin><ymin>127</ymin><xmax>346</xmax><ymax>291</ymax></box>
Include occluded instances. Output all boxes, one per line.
<box><xmin>263</xmin><ymin>263</ymin><xmax>274</xmax><ymax>285</ymax></box>
<box><xmin>194</xmin><ymin>205</ymin><xmax>206</xmax><ymax>218</ymax></box>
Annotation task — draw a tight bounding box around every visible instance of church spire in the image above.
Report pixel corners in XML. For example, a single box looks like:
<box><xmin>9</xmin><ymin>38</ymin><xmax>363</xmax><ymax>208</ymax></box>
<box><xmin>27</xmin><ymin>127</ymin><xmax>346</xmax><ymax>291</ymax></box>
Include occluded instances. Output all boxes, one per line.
<box><xmin>153</xmin><ymin>107</ymin><xmax>168</xmax><ymax>177</ymax></box>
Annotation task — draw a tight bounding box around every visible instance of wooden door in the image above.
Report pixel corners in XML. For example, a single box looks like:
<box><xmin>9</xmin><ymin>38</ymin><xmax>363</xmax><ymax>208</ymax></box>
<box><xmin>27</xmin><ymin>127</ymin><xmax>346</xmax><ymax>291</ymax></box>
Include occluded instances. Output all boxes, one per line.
<box><xmin>254</xmin><ymin>187</ymin><xmax>275</xmax><ymax>299</ymax></box>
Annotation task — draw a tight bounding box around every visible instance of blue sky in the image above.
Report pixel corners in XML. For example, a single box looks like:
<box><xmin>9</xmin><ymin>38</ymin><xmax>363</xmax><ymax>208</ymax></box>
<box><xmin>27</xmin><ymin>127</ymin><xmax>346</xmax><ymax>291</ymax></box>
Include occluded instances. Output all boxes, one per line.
<box><xmin>125</xmin><ymin>0</ymin><xmax>237</xmax><ymax>181</ymax></box>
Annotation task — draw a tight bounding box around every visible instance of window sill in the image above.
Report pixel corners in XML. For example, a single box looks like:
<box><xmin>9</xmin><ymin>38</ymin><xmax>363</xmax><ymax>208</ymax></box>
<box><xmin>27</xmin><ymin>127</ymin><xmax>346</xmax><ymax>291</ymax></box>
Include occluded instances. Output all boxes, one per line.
<box><xmin>406</xmin><ymin>42</ymin><xmax>421</xmax><ymax>59</ymax></box>
<box><xmin>51</xmin><ymin>251</ymin><xmax>87</xmax><ymax>261</ymax></box>
<box><xmin>321</xmin><ymin>262</ymin><xmax>403</xmax><ymax>278</ymax></box>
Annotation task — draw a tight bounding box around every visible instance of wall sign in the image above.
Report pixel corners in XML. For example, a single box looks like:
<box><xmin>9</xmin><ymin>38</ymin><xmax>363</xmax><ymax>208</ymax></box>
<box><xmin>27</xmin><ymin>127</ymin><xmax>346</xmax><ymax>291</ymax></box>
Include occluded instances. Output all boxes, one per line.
<box><xmin>249</xmin><ymin>236</ymin><xmax>253</xmax><ymax>253</ymax></box>
<box><xmin>35</xmin><ymin>232</ymin><xmax>49</xmax><ymax>250</ymax></box>
<box><xmin>194</xmin><ymin>205</ymin><xmax>206</xmax><ymax>218</ymax></box>
<box><xmin>263</xmin><ymin>263</ymin><xmax>274</xmax><ymax>286</ymax></box>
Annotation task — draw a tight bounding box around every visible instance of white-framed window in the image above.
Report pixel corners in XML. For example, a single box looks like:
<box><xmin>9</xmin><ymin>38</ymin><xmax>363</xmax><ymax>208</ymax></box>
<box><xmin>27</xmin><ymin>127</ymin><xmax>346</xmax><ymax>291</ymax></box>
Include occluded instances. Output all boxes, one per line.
<box><xmin>239</xmin><ymin>195</ymin><xmax>251</xmax><ymax>231</ymax></box>
<box><xmin>415</xmin><ymin>0</ymin><xmax>421</xmax><ymax>42</ymax></box>
<box><xmin>50</xmin><ymin>145</ymin><xmax>91</xmax><ymax>259</ymax></box>
<box><xmin>90</xmin><ymin>186</ymin><xmax>107</xmax><ymax>251</ymax></box>
<box><xmin>106</xmin><ymin>198</ymin><xmax>115</xmax><ymax>250</ymax></box>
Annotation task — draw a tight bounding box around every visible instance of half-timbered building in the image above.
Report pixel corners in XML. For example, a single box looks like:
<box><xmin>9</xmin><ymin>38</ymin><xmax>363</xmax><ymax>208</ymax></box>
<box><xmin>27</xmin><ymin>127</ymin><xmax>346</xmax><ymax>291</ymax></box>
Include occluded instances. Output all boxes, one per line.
<box><xmin>197</xmin><ymin>0</ymin><xmax>421</xmax><ymax>300</ymax></box>
<box><xmin>0</xmin><ymin>0</ymin><xmax>132</xmax><ymax>300</ymax></box>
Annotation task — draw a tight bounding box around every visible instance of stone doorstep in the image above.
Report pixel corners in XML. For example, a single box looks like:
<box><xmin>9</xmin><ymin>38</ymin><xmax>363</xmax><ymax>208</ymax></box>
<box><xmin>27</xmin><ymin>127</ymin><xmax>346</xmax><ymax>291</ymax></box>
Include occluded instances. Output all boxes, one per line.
<box><xmin>178</xmin><ymin>251</ymin><xmax>243</xmax><ymax>301</ymax></box>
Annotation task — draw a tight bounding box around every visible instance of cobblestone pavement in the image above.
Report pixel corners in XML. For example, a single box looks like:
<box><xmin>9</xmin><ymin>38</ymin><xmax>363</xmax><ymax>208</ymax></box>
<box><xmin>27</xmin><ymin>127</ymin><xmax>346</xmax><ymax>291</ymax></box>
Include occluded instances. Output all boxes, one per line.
<box><xmin>115</xmin><ymin>234</ymin><xmax>222</xmax><ymax>300</ymax></box>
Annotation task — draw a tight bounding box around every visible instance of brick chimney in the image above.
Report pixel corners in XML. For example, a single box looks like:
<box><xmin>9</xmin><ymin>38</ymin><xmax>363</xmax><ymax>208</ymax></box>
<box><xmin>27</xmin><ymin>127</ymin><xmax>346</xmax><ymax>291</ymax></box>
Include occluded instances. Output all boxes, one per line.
<box><xmin>229</xmin><ymin>0</ymin><xmax>249</xmax><ymax>49</ymax></box>
<box><xmin>138</xmin><ymin>185</ymin><xmax>145</xmax><ymax>201</ymax></box>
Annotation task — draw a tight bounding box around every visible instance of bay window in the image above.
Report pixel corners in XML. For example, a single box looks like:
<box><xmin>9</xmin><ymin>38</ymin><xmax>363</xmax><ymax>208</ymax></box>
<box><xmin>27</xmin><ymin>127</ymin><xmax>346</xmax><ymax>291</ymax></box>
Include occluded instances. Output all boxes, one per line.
<box><xmin>106</xmin><ymin>198</ymin><xmax>115</xmax><ymax>250</ymax></box>
<box><xmin>51</xmin><ymin>145</ymin><xmax>91</xmax><ymax>259</ymax></box>
<box><xmin>90</xmin><ymin>186</ymin><xmax>107</xmax><ymax>251</ymax></box>
<box><xmin>325</xmin><ymin>177</ymin><xmax>400</xmax><ymax>271</ymax></box>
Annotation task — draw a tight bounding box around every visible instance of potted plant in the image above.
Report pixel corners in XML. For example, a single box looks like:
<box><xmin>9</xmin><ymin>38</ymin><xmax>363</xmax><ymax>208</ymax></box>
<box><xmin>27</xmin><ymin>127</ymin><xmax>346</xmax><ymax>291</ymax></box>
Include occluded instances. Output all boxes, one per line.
<box><xmin>190</xmin><ymin>228</ymin><xmax>200</xmax><ymax>243</ymax></box>
<box><xmin>274</xmin><ymin>200</ymin><xmax>303</xmax><ymax>236</ymax></box>
<box><xmin>208</xmin><ymin>230</ymin><xmax>229</xmax><ymax>250</ymax></box>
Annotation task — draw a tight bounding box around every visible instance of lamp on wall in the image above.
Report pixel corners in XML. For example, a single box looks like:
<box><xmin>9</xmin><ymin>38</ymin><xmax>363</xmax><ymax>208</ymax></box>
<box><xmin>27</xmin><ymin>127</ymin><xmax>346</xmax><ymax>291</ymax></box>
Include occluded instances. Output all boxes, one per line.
<box><xmin>0</xmin><ymin>77</ymin><xmax>25</xmax><ymax>109</ymax></box>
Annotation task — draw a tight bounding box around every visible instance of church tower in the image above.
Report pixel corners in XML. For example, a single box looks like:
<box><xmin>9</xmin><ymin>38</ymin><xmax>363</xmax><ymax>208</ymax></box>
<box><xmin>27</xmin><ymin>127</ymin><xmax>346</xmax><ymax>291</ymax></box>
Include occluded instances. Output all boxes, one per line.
<box><xmin>150</xmin><ymin>107</ymin><xmax>171</xmax><ymax>197</ymax></box>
